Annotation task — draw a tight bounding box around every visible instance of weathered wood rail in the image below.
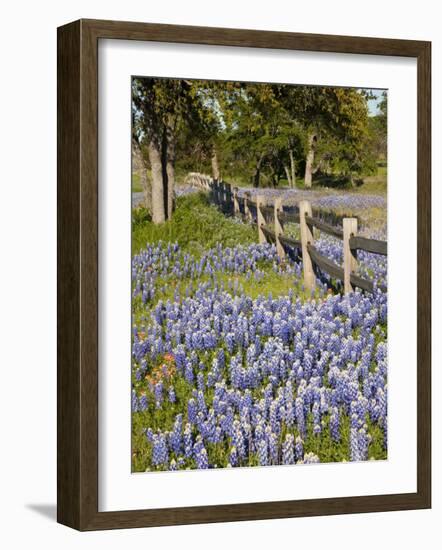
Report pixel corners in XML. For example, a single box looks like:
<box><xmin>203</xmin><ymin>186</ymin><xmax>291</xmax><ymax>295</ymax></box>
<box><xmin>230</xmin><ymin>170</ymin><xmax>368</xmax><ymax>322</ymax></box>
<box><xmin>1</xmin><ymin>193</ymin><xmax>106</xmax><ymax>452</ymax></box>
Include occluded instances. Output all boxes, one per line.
<box><xmin>209</xmin><ymin>179</ymin><xmax>387</xmax><ymax>294</ymax></box>
<box><xmin>184</xmin><ymin>172</ymin><xmax>213</xmax><ymax>190</ymax></box>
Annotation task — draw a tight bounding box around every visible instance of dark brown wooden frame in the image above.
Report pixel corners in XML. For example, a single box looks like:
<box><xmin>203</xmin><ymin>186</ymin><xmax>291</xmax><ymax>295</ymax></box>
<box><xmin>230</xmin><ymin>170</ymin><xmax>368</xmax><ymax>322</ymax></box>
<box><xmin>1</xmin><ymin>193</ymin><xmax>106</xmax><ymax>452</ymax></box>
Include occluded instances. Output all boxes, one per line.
<box><xmin>57</xmin><ymin>18</ymin><xmax>431</xmax><ymax>531</ymax></box>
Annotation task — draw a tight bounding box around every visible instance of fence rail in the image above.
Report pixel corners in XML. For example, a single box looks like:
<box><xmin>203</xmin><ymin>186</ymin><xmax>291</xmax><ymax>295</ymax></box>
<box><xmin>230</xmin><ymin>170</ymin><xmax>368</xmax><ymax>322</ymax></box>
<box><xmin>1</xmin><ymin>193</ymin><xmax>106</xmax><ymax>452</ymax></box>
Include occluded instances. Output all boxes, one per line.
<box><xmin>349</xmin><ymin>235</ymin><xmax>387</xmax><ymax>256</ymax></box>
<box><xmin>278</xmin><ymin>211</ymin><xmax>300</xmax><ymax>224</ymax></box>
<box><xmin>279</xmin><ymin>234</ymin><xmax>302</xmax><ymax>249</ymax></box>
<box><xmin>209</xmin><ymin>179</ymin><xmax>387</xmax><ymax>295</ymax></box>
<box><xmin>305</xmin><ymin>216</ymin><xmax>344</xmax><ymax>240</ymax></box>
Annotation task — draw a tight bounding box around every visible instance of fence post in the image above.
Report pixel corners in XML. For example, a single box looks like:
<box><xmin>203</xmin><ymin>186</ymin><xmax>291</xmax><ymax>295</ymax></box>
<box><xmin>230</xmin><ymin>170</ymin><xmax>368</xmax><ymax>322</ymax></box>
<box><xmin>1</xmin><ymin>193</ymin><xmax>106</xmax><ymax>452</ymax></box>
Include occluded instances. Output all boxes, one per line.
<box><xmin>244</xmin><ymin>192</ymin><xmax>252</xmax><ymax>222</ymax></box>
<box><xmin>299</xmin><ymin>200</ymin><xmax>316</xmax><ymax>292</ymax></box>
<box><xmin>212</xmin><ymin>178</ymin><xmax>218</xmax><ymax>205</ymax></box>
<box><xmin>220</xmin><ymin>180</ymin><xmax>226</xmax><ymax>209</ymax></box>
<box><xmin>216</xmin><ymin>180</ymin><xmax>221</xmax><ymax>205</ymax></box>
<box><xmin>225</xmin><ymin>183</ymin><xmax>232</xmax><ymax>214</ymax></box>
<box><xmin>343</xmin><ymin>218</ymin><xmax>358</xmax><ymax>294</ymax></box>
<box><xmin>233</xmin><ymin>187</ymin><xmax>240</xmax><ymax>217</ymax></box>
<box><xmin>256</xmin><ymin>195</ymin><xmax>266</xmax><ymax>244</ymax></box>
<box><xmin>274</xmin><ymin>198</ymin><xmax>285</xmax><ymax>260</ymax></box>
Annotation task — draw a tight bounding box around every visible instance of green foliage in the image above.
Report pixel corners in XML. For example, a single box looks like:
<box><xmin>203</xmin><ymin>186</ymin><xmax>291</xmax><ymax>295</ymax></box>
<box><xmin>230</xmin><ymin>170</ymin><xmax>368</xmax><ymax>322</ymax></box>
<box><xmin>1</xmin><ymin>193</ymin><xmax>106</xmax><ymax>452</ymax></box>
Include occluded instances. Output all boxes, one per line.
<box><xmin>132</xmin><ymin>173</ymin><xmax>143</xmax><ymax>192</ymax></box>
<box><xmin>132</xmin><ymin>207</ymin><xmax>151</xmax><ymax>226</ymax></box>
<box><xmin>132</xmin><ymin>78</ymin><xmax>388</xmax><ymax>194</ymax></box>
<box><xmin>132</xmin><ymin>192</ymin><xmax>258</xmax><ymax>255</ymax></box>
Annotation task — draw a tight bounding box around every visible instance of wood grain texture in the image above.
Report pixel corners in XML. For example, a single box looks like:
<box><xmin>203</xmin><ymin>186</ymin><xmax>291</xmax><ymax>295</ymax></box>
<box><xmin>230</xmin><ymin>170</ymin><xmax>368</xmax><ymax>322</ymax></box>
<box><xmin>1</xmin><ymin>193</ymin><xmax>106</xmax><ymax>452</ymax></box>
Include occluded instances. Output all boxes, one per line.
<box><xmin>233</xmin><ymin>187</ymin><xmax>240</xmax><ymax>216</ymax></box>
<box><xmin>416</xmin><ymin>40</ymin><xmax>431</xmax><ymax>508</ymax></box>
<box><xmin>299</xmin><ymin>200</ymin><xmax>316</xmax><ymax>291</ymax></box>
<box><xmin>57</xmin><ymin>18</ymin><xmax>431</xmax><ymax>531</ymax></box>
<box><xmin>81</xmin><ymin>18</ymin><xmax>428</xmax><ymax>57</ymax></box>
<box><xmin>305</xmin><ymin>215</ymin><xmax>344</xmax><ymax>239</ymax></box>
<box><xmin>349</xmin><ymin>235</ymin><xmax>387</xmax><ymax>255</ymax></box>
<box><xmin>343</xmin><ymin>217</ymin><xmax>358</xmax><ymax>293</ymax></box>
<box><xmin>274</xmin><ymin>198</ymin><xmax>286</xmax><ymax>260</ymax></box>
<box><xmin>256</xmin><ymin>195</ymin><xmax>266</xmax><ymax>244</ymax></box>
<box><xmin>243</xmin><ymin>192</ymin><xmax>252</xmax><ymax>222</ymax></box>
<box><xmin>57</xmin><ymin>20</ymin><xmax>81</xmax><ymax>529</ymax></box>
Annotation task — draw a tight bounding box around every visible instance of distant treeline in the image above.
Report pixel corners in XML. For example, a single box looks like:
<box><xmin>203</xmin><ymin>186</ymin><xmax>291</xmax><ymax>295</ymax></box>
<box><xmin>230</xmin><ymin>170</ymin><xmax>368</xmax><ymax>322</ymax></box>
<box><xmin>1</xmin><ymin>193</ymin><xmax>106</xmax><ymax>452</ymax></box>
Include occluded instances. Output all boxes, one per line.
<box><xmin>132</xmin><ymin>78</ymin><xmax>387</xmax><ymax>223</ymax></box>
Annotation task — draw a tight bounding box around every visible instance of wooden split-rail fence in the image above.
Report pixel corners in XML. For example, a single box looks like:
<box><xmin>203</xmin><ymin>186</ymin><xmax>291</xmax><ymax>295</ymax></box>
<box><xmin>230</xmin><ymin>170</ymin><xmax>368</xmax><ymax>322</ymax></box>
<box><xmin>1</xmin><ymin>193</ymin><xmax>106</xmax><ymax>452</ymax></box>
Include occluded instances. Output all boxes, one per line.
<box><xmin>209</xmin><ymin>179</ymin><xmax>387</xmax><ymax>295</ymax></box>
<box><xmin>184</xmin><ymin>172</ymin><xmax>213</xmax><ymax>190</ymax></box>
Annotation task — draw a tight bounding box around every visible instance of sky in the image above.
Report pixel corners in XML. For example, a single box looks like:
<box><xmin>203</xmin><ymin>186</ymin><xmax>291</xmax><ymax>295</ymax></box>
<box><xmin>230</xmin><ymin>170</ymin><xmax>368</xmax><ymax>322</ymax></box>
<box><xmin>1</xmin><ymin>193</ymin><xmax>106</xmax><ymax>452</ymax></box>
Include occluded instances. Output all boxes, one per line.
<box><xmin>367</xmin><ymin>88</ymin><xmax>386</xmax><ymax>116</ymax></box>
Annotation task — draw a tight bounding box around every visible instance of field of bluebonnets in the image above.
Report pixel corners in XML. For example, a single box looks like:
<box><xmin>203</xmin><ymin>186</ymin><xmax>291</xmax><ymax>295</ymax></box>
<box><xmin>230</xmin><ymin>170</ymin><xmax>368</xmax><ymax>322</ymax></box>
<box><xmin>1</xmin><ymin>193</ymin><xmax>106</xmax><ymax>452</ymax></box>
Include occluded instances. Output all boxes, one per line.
<box><xmin>131</xmin><ymin>189</ymin><xmax>388</xmax><ymax>472</ymax></box>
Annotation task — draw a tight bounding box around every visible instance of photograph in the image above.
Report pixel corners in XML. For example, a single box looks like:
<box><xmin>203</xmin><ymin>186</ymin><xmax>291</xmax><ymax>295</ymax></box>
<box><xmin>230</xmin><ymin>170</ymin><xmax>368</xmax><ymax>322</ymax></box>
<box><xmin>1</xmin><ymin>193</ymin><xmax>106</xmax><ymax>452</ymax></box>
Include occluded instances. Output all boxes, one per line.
<box><xmin>130</xmin><ymin>77</ymin><xmax>388</xmax><ymax>472</ymax></box>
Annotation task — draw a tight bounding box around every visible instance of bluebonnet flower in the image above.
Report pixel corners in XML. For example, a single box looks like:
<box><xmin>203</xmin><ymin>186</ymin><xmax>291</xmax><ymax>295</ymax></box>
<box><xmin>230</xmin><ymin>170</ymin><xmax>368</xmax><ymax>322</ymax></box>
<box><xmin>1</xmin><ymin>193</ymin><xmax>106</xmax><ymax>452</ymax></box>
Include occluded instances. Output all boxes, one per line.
<box><xmin>168</xmin><ymin>386</ymin><xmax>176</xmax><ymax>404</ymax></box>
<box><xmin>187</xmin><ymin>398</ymin><xmax>197</xmax><ymax>425</ymax></box>
<box><xmin>232</xmin><ymin>421</ymin><xmax>246</xmax><ymax>460</ymax></box>
<box><xmin>170</xmin><ymin>414</ymin><xmax>183</xmax><ymax>455</ymax></box>
<box><xmin>193</xmin><ymin>437</ymin><xmax>209</xmax><ymax>469</ymax></box>
<box><xmin>270</xmin><ymin>400</ymin><xmax>280</xmax><ymax>435</ymax></box>
<box><xmin>267</xmin><ymin>430</ymin><xmax>278</xmax><ymax>464</ymax></box>
<box><xmin>131</xmin><ymin>390</ymin><xmax>138</xmax><ymax>413</ymax></box>
<box><xmin>295</xmin><ymin>397</ymin><xmax>306</xmax><ymax>437</ymax></box>
<box><xmin>282</xmin><ymin>434</ymin><xmax>295</xmax><ymax>465</ymax></box>
<box><xmin>229</xmin><ymin>446</ymin><xmax>239</xmax><ymax>467</ymax></box>
<box><xmin>152</xmin><ymin>433</ymin><xmax>169</xmax><ymax>467</ymax></box>
<box><xmin>185</xmin><ymin>359</ymin><xmax>194</xmax><ymax>384</ymax></box>
<box><xmin>357</xmin><ymin>427</ymin><xmax>370</xmax><ymax>460</ymax></box>
<box><xmin>132</xmin><ymin>241</ymin><xmax>388</xmax><ymax>472</ymax></box>
<box><xmin>303</xmin><ymin>452</ymin><xmax>320</xmax><ymax>464</ymax></box>
<box><xmin>139</xmin><ymin>393</ymin><xmax>148</xmax><ymax>411</ymax></box>
<box><xmin>145</xmin><ymin>427</ymin><xmax>154</xmax><ymax>443</ymax></box>
<box><xmin>197</xmin><ymin>390</ymin><xmax>207</xmax><ymax>415</ymax></box>
<box><xmin>295</xmin><ymin>436</ymin><xmax>304</xmax><ymax>462</ymax></box>
<box><xmin>257</xmin><ymin>439</ymin><xmax>268</xmax><ymax>466</ymax></box>
<box><xmin>154</xmin><ymin>381</ymin><xmax>163</xmax><ymax>409</ymax></box>
<box><xmin>183</xmin><ymin>423</ymin><xmax>193</xmax><ymax>458</ymax></box>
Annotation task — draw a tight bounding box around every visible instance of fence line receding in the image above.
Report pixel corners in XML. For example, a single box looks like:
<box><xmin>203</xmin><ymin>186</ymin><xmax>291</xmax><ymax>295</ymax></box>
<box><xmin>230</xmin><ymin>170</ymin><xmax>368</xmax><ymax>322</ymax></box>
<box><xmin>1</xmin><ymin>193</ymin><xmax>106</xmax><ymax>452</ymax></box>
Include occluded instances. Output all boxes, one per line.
<box><xmin>206</xmin><ymin>178</ymin><xmax>387</xmax><ymax>295</ymax></box>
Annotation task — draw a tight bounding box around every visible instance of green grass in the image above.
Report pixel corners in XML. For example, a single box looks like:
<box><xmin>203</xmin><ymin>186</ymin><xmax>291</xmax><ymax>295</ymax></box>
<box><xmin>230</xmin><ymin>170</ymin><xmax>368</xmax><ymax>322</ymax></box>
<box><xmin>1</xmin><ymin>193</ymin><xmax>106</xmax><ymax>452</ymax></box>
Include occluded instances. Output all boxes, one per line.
<box><xmin>132</xmin><ymin>173</ymin><xmax>143</xmax><ymax>193</ymax></box>
<box><xmin>308</xmin><ymin>164</ymin><xmax>387</xmax><ymax>195</ymax></box>
<box><xmin>132</xmin><ymin>192</ymin><xmax>258</xmax><ymax>255</ymax></box>
<box><xmin>353</xmin><ymin>164</ymin><xmax>387</xmax><ymax>195</ymax></box>
<box><xmin>355</xmin><ymin>176</ymin><xmax>387</xmax><ymax>195</ymax></box>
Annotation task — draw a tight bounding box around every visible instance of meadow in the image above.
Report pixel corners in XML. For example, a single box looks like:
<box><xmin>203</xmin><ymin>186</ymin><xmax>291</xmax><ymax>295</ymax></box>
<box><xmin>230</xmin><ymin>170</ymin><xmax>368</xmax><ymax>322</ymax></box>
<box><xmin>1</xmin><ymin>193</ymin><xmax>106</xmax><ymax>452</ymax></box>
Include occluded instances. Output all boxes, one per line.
<box><xmin>131</xmin><ymin>192</ymin><xmax>388</xmax><ymax>472</ymax></box>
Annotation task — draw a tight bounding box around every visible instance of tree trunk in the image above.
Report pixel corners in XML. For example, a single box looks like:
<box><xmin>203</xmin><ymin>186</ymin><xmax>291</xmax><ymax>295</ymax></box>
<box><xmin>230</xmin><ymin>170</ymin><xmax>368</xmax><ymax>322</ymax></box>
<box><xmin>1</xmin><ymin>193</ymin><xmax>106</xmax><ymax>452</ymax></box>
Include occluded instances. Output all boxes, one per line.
<box><xmin>284</xmin><ymin>165</ymin><xmax>292</xmax><ymax>187</ymax></box>
<box><xmin>253</xmin><ymin>167</ymin><xmax>261</xmax><ymax>188</ymax></box>
<box><xmin>304</xmin><ymin>133</ymin><xmax>316</xmax><ymax>188</ymax></box>
<box><xmin>253</xmin><ymin>156</ymin><xmax>263</xmax><ymax>188</ymax></box>
<box><xmin>148</xmin><ymin>139</ymin><xmax>165</xmax><ymax>224</ymax></box>
<box><xmin>211</xmin><ymin>145</ymin><xmax>220</xmax><ymax>181</ymax></box>
<box><xmin>161</xmin><ymin>132</ymin><xmax>169</xmax><ymax>220</ymax></box>
<box><xmin>132</xmin><ymin>139</ymin><xmax>151</xmax><ymax>211</ymax></box>
<box><xmin>165</xmin><ymin>131</ymin><xmax>176</xmax><ymax>219</ymax></box>
<box><xmin>268</xmin><ymin>165</ymin><xmax>277</xmax><ymax>188</ymax></box>
<box><xmin>141</xmin><ymin>168</ymin><xmax>151</xmax><ymax>212</ymax></box>
<box><xmin>289</xmin><ymin>149</ymin><xmax>296</xmax><ymax>188</ymax></box>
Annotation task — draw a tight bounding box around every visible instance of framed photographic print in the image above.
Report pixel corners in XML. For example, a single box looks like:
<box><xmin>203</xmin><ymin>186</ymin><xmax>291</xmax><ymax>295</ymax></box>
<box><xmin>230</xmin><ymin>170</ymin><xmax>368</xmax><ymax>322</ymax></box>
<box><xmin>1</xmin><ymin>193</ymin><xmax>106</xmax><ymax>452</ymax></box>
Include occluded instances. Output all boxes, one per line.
<box><xmin>57</xmin><ymin>19</ymin><xmax>431</xmax><ymax>530</ymax></box>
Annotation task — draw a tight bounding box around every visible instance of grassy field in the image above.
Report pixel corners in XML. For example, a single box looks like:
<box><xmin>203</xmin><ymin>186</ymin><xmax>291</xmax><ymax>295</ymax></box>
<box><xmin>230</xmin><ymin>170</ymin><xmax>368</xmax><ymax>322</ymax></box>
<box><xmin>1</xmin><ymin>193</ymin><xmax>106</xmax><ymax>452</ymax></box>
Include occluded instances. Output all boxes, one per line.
<box><xmin>132</xmin><ymin>192</ymin><xmax>258</xmax><ymax>255</ymax></box>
